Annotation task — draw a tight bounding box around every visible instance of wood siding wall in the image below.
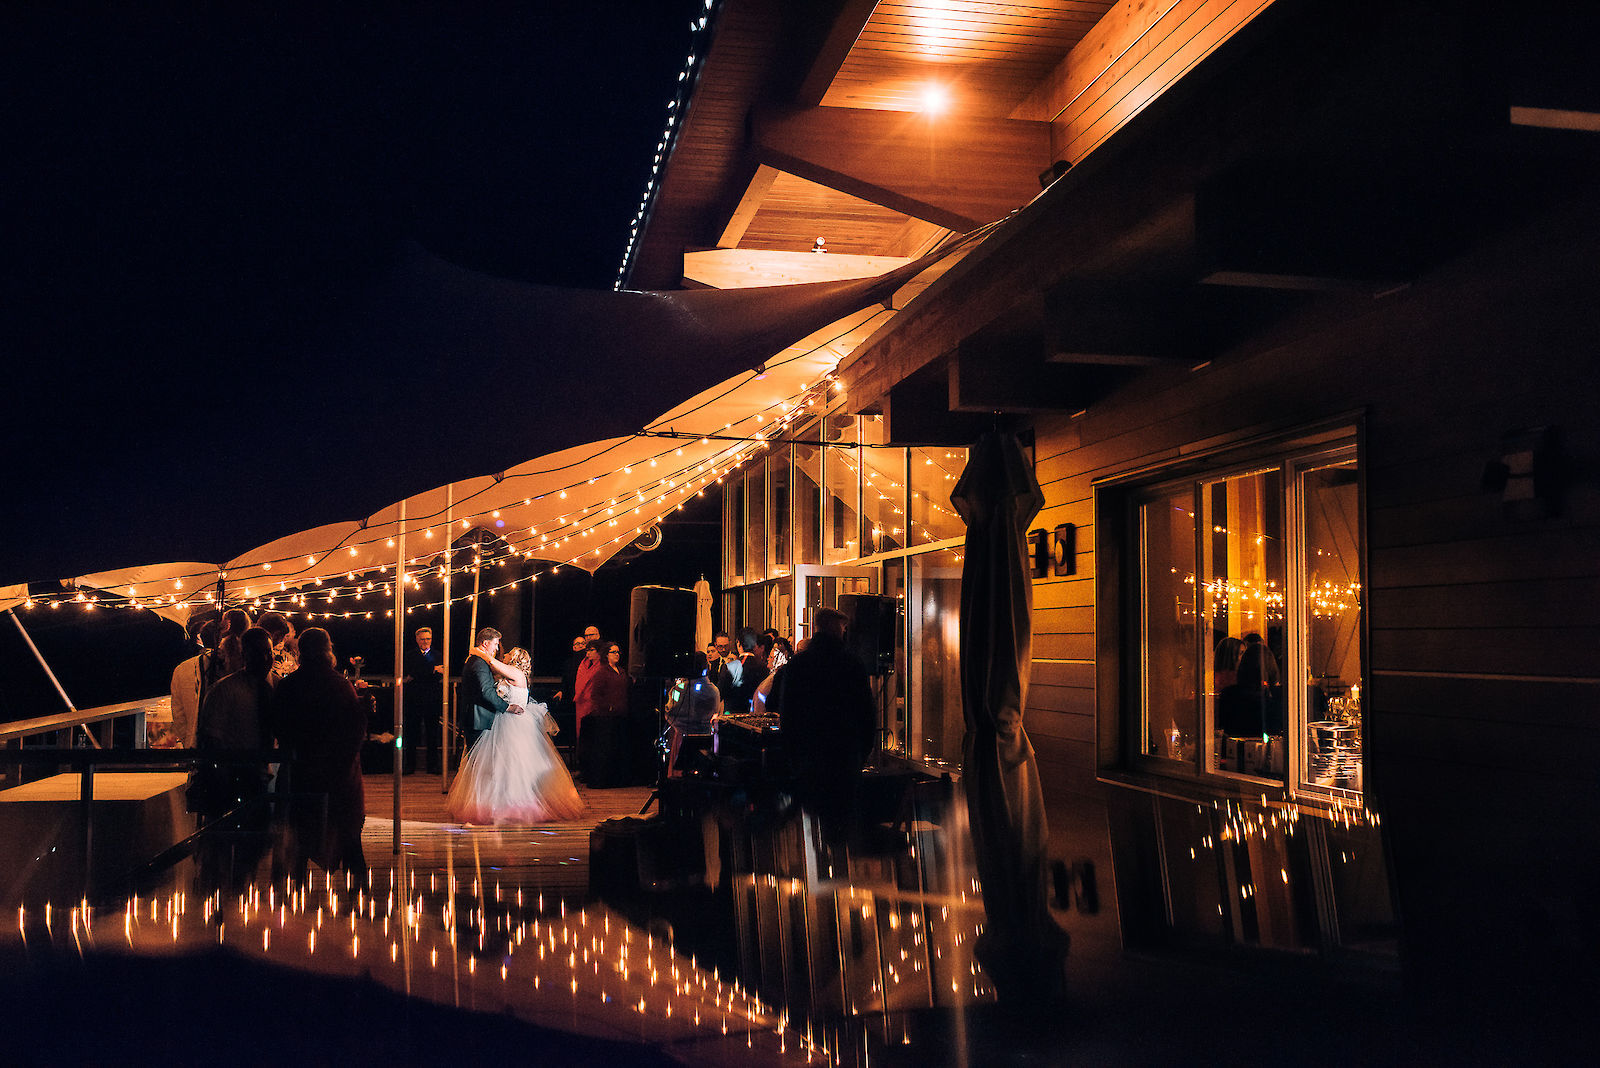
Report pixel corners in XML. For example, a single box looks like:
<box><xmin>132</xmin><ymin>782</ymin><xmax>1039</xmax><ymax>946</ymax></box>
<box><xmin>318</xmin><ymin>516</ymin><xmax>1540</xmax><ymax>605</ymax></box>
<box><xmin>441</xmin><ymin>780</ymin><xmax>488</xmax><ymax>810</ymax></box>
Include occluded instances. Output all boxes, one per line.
<box><xmin>1020</xmin><ymin>196</ymin><xmax>1600</xmax><ymax>986</ymax></box>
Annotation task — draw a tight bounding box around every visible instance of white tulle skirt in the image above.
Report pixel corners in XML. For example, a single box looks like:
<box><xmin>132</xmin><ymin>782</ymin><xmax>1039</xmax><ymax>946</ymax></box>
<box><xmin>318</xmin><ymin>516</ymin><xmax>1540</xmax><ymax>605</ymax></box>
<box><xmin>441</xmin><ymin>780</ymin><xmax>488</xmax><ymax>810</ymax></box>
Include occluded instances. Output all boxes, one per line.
<box><xmin>446</xmin><ymin>703</ymin><xmax>583</xmax><ymax>825</ymax></box>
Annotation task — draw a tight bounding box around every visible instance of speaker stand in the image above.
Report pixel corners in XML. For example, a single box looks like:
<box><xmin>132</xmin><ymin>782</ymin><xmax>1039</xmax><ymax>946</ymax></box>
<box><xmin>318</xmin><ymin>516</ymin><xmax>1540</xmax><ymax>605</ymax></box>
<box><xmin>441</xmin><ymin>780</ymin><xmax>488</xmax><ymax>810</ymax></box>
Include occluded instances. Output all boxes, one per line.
<box><xmin>637</xmin><ymin>677</ymin><xmax>673</xmax><ymax>815</ymax></box>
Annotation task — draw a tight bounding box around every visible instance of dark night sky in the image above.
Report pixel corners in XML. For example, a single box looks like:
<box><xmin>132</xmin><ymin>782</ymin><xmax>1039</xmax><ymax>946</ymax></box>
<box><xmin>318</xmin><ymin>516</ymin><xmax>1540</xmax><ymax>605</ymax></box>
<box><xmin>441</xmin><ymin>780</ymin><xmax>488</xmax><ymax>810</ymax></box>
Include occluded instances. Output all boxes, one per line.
<box><xmin>1</xmin><ymin>2</ymin><xmax>724</xmax><ymax>712</ymax></box>
<box><xmin>1</xmin><ymin>1</ymin><xmax>708</xmax><ymax>583</ymax></box>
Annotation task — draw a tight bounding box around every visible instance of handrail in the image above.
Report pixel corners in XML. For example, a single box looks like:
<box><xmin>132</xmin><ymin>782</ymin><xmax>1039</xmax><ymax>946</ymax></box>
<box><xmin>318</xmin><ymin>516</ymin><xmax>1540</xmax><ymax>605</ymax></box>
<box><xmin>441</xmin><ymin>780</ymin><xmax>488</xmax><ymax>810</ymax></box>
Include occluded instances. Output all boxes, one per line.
<box><xmin>0</xmin><ymin>696</ymin><xmax>163</xmax><ymax>744</ymax></box>
<box><xmin>0</xmin><ymin>747</ymin><xmax>286</xmax><ymax>769</ymax></box>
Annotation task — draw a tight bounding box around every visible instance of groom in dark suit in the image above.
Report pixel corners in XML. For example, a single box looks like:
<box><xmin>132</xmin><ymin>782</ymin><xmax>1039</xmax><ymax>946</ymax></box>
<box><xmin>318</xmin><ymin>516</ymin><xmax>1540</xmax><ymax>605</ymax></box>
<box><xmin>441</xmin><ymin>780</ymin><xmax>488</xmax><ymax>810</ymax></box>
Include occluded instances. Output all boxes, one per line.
<box><xmin>460</xmin><ymin>627</ymin><xmax>524</xmax><ymax>749</ymax></box>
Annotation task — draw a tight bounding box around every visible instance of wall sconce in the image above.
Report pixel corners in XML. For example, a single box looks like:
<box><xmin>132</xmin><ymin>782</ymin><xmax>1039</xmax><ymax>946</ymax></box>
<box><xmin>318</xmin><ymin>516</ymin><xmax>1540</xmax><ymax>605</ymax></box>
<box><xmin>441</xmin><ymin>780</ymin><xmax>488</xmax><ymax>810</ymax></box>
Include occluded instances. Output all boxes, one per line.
<box><xmin>1028</xmin><ymin>523</ymin><xmax>1077</xmax><ymax>578</ymax></box>
<box><xmin>1482</xmin><ymin>425</ymin><xmax>1565</xmax><ymax>520</ymax></box>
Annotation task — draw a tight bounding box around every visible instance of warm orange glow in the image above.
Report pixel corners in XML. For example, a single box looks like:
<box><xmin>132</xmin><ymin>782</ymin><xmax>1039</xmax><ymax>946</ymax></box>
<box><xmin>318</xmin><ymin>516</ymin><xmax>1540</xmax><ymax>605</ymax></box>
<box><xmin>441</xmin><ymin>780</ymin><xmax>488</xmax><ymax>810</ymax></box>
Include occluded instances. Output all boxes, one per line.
<box><xmin>920</xmin><ymin>83</ymin><xmax>951</xmax><ymax>115</ymax></box>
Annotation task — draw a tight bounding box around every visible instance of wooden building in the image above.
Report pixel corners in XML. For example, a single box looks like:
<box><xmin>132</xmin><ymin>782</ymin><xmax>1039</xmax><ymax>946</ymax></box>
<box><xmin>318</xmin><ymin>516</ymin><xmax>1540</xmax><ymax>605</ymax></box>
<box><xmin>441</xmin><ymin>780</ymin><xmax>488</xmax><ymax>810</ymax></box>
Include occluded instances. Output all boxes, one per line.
<box><xmin>627</xmin><ymin>0</ymin><xmax>1600</xmax><ymax>1003</ymax></box>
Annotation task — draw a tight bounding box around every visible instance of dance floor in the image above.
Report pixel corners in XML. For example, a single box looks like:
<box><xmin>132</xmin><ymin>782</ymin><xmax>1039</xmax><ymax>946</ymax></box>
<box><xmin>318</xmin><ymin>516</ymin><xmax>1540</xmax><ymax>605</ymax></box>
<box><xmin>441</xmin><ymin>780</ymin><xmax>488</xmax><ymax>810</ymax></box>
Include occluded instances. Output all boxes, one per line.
<box><xmin>358</xmin><ymin>771</ymin><xmax>654</xmax><ymax>900</ymax></box>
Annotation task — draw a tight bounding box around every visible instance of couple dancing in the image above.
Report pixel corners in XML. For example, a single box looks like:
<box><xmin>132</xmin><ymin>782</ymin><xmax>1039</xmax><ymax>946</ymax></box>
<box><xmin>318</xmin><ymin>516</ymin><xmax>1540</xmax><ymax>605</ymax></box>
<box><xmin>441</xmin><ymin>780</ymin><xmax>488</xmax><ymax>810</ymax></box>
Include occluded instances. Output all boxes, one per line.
<box><xmin>446</xmin><ymin>627</ymin><xmax>583</xmax><ymax>825</ymax></box>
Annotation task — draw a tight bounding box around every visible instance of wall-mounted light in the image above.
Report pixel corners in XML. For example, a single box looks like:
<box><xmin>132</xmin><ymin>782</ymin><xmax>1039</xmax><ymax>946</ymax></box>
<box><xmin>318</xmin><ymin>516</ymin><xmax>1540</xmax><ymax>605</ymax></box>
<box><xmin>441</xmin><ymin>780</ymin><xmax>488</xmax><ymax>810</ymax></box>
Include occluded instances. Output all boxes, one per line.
<box><xmin>1482</xmin><ymin>425</ymin><xmax>1565</xmax><ymax>520</ymax></box>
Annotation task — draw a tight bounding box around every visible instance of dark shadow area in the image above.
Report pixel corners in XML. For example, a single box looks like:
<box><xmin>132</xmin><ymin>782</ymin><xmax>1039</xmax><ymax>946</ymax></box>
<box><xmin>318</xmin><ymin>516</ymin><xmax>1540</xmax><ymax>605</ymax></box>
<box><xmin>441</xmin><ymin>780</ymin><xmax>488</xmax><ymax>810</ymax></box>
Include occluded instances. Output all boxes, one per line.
<box><xmin>2</xmin><ymin>940</ymin><xmax>678</xmax><ymax>1068</ymax></box>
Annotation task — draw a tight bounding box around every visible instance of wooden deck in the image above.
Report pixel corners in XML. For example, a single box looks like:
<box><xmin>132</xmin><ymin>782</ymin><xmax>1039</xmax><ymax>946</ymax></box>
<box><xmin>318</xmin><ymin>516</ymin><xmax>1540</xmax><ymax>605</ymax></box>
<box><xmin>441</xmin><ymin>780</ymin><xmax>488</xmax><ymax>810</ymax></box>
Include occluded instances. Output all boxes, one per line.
<box><xmin>359</xmin><ymin>772</ymin><xmax>653</xmax><ymax>899</ymax></box>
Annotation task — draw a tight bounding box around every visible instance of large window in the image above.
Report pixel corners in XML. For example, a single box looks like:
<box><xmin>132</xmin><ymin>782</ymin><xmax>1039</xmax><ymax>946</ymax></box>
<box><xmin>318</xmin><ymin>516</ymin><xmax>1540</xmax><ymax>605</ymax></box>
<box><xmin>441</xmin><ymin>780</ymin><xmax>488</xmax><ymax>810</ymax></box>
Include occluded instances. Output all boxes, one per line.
<box><xmin>858</xmin><ymin>415</ymin><xmax>905</xmax><ymax>557</ymax></box>
<box><xmin>823</xmin><ymin>414</ymin><xmax>859</xmax><ymax>564</ymax></box>
<box><xmin>1125</xmin><ymin>433</ymin><xmax>1364</xmax><ymax>799</ymax></box>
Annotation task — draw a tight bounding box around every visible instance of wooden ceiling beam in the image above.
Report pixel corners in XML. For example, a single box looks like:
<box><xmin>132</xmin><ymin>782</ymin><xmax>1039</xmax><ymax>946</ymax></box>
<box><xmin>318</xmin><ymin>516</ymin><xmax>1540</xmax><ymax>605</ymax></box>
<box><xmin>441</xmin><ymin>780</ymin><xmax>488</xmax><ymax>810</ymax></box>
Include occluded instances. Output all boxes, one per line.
<box><xmin>883</xmin><ymin>374</ymin><xmax>995</xmax><ymax>446</ymax></box>
<box><xmin>949</xmin><ymin>334</ymin><xmax>1110</xmax><ymax>414</ymax></box>
<box><xmin>795</xmin><ymin>0</ymin><xmax>882</xmax><ymax>107</ymax></box>
<box><xmin>684</xmin><ymin>247</ymin><xmax>912</xmax><ymax>288</ymax></box>
<box><xmin>716</xmin><ymin>164</ymin><xmax>782</xmax><ymax>249</ymax></box>
<box><xmin>753</xmin><ymin>105</ymin><xmax>1051</xmax><ymax>233</ymax></box>
<box><xmin>1193</xmin><ymin>161</ymin><xmax>1424</xmax><ymax>291</ymax></box>
<box><xmin>1043</xmin><ymin>280</ymin><xmax>1193</xmax><ymax>364</ymax></box>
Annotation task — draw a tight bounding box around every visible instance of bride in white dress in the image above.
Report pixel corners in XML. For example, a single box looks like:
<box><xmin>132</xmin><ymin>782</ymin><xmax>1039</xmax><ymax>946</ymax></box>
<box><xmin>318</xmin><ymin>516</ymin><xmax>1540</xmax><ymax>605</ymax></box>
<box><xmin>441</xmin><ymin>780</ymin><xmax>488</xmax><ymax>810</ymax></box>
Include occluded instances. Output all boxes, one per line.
<box><xmin>446</xmin><ymin>646</ymin><xmax>583</xmax><ymax>825</ymax></box>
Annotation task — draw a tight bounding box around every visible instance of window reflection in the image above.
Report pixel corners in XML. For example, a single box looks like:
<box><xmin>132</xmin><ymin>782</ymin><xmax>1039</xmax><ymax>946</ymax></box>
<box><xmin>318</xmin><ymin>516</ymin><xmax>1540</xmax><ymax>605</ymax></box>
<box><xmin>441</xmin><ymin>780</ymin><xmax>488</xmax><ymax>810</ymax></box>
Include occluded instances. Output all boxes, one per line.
<box><xmin>1300</xmin><ymin>457</ymin><xmax>1362</xmax><ymax>796</ymax></box>
<box><xmin>823</xmin><ymin>414</ymin><xmax>859</xmax><ymax>564</ymax></box>
<box><xmin>769</xmin><ymin>447</ymin><xmax>791</xmax><ymax>575</ymax></box>
<box><xmin>909</xmin><ymin>548</ymin><xmax>963</xmax><ymax>766</ymax></box>
<box><xmin>794</xmin><ymin>428</ymin><xmax>822</xmax><ymax>566</ymax></box>
<box><xmin>909</xmin><ymin>446</ymin><xmax>967</xmax><ymax>545</ymax></box>
<box><xmin>1140</xmin><ymin>490</ymin><xmax>1198</xmax><ymax>762</ymax></box>
<box><xmin>858</xmin><ymin>415</ymin><xmax>905</xmax><ymax>556</ymax></box>
<box><xmin>746</xmin><ymin>464</ymin><xmax>767</xmax><ymax>582</ymax></box>
<box><xmin>1204</xmin><ymin>469</ymin><xmax>1285</xmax><ymax>778</ymax></box>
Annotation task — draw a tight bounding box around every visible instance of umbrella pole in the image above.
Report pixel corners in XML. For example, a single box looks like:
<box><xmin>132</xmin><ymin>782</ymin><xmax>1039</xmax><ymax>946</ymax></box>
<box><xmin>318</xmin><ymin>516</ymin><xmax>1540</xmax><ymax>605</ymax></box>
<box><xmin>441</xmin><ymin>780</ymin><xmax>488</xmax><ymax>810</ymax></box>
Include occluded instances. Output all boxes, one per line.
<box><xmin>441</xmin><ymin>489</ymin><xmax>452</xmax><ymax>793</ymax></box>
<box><xmin>392</xmin><ymin>503</ymin><xmax>406</xmax><ymax>856</ymax></box>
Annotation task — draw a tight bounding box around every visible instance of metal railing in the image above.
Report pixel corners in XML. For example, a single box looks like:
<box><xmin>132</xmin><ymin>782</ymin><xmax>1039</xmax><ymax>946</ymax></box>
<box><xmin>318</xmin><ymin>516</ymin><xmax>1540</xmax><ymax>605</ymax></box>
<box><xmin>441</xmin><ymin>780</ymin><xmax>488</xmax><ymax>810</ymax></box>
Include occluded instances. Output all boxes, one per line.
<box><xmin>0</xmin><ymin>696</ymin><xmax>162</xmax><ymax>760</ymax></box>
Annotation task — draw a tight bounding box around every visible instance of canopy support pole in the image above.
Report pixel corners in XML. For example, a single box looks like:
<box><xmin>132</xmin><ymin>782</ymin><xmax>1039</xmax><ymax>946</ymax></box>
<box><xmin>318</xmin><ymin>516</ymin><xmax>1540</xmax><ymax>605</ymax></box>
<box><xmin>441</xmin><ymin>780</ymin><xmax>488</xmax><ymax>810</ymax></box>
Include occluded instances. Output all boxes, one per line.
<box><xmin>392</xmin><ymin>503</ymin><xmax>406</xmax><ymax>856</ymax></box>
<box><xmin>6</xmin><ymin>609</ymin><xmax>83</xmax><ymax>735</ymax></box>
<box><xmin>441</xmin><ymin>489</ymin><xmax>453</xmax><ymax>793</ymax></box>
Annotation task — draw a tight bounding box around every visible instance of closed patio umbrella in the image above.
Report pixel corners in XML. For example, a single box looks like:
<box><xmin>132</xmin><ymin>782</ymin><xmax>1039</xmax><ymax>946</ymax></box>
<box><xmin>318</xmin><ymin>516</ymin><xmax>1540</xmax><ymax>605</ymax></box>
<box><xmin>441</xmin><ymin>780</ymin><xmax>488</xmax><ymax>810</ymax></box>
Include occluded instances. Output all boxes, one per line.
<box><xmin>951</xmin><ymin>430</ymin><xmax>1069</xmax><ymax>1002</ymax></box>
<box><xmin>693</xmin><ymin>578</ymin><xmax>714</xmax><ymax>652</ymax></box>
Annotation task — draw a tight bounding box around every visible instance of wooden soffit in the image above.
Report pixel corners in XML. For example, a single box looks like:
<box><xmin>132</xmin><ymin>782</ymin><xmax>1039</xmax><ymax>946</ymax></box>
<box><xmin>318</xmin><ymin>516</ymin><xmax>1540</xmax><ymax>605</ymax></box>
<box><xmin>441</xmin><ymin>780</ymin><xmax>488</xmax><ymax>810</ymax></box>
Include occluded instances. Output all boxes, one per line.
<box><xmin>752</xmin><ymin>104</ymin><xmax>1052</xmax><ymax>232</ymax></box>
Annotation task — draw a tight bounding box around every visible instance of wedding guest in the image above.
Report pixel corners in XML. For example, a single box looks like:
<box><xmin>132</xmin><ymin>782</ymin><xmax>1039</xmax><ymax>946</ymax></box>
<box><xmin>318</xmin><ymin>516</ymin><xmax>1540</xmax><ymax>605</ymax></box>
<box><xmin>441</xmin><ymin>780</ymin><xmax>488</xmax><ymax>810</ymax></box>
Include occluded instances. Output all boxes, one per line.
<box><xmin>721</xmin><ymin>629</ymin><xmax>768</xmax><ymax>713</ymax></box>
<box><xmin>591</xmin><ymin>642</ymin><xmax>629</xmax><ymax>719</ymax></box>
<box><xmin>197</xmin><ymin>627</ymin><xmax>277</xmax><ymax>753</ymax></box>
<box><xmin>762</xmin><ymin>628</ymin><xmax>793</xmax><ymax>672</ymax></box>
<box><xmin>193</xmin><ymin>627</ymin><xmax>276</xmax><ymax>888</ymax></box>
<box><xmin>573</xmin><ymin>640</ymin><xmax>605</xmax><ymax>742</ymax></box>
<box><xmin>664</xmin><ymin>658</ymin><xmax>722</xmax><ymax>776</ymax></box>
<box><xmin>257</xmin><ymin>611</ymin><xmax>298</xmax><ymax>678</ymax></box>
<box><xmin>556</xmin><ymin>633</ymin><xmax>588</xmax><ymax>737</ymax></box>
<box><xmin>773</xmin><ymin>607</ymin><xmax>875</xmax><ymax>843</ymax></box>
<box><xmin>273</xmin><ymin>627</ymin><xmax>367</xmax><ymax>881</ymax></box>
<box><xmin>216</xmin><ymin>608</ymin><xmax>253</xmax><ymax>677</ymax></box>
<box><xmin>170</xmin><ymin>618</ymin><xmax>221</xmax><ymax>749</ymax></box>
<box><xmin>402</xmin><ymin>625</ymin><xmax>446</xmax><ymax>773</ymax></box>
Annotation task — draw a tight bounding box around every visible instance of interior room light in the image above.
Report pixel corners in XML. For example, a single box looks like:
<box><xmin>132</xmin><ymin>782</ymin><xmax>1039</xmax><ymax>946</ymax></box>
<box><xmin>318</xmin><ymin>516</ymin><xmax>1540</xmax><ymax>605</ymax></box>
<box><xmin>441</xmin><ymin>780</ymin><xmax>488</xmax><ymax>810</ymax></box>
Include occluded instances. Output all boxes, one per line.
<box><xmin>920</xmin><ymin>84</ymin><xmax>951</xmax><ymax>115</ymax></box>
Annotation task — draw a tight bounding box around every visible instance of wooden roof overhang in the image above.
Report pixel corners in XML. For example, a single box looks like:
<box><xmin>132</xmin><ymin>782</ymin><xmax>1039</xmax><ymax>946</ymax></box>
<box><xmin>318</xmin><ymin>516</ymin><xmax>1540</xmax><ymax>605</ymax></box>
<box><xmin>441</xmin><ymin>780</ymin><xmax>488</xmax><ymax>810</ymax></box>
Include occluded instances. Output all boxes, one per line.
<box><xmin>627</xmin><ymin>0</ymin><xmax>1599</xmax><ymax>441</ymax></box>
<box><xmin>625</xmin><ymin>0</ymin><xmax>1121</xmax><ymax>292</ymax></box>
<box><xmin>832</xmin><ymin>1</ymin><xmax>1600</xmax><ymax>442</ymax></box>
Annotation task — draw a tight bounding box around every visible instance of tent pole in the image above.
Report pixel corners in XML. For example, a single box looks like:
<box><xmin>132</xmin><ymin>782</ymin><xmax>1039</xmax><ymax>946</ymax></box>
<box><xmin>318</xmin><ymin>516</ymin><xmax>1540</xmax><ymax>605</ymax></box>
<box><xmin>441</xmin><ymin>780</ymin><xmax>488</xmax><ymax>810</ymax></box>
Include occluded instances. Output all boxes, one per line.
<box><xmin>468</xmin><ymin>536</ymin><xmax>481</xmax><ymax>653</ymax></box>
<box><xmin>7</xmin><ymin>608</ymin><xmax>77</xmax><ymax>716</ymax></box>
<box><xmin>441</xmin><ymin>488</ymin><xmax>453</xmax><ymax>793</ymax></box>
<box><xmin>392</xmin><ymin>502</ymin><xmax>406</xmax><ymax>857</ymax></box>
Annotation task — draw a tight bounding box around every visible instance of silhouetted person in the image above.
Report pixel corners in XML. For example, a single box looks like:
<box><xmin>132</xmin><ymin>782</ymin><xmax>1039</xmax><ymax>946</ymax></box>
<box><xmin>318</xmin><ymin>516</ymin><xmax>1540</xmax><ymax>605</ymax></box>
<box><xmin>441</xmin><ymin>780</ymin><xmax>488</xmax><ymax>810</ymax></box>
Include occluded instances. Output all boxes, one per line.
<box><xmin>273</xmin><ymin>627</ymin><xmax>367</xmax><ymax>882</ymax></box>
<box><xmin>1213</xmin><ymin>635</ymin><xmax>1244</xmax><ymax>690</ymax></box>
<box><xmin>771</xmin><ymin>607</ymin><xmax>875</xmax><ymax>842</ymax></box>
<box><xmin>720</xmin><ymin>628</ymin><xmax>768</xmax><ymax>713</ymax></box>
<box><xmin>402</xmin><ymin>626</ymin><xmax>444</xmax><ymax>773</ymax></box>
<box><xmin>170</xmin><ymin>618</ymin><xmax>222</xmax><ymax>749</ymax></box>
<box><xmin>556</xmin><ymin>633</ymin><xmax>588</xmax><ymax>737</ymax></box>
<box><xmin>193</xmin><ymin>626</ymin><xmax>276</xmax><ymax>889</ymax></box>
<box><xmin>215</xmin><ymin>607</ymin><xmax>253</xmax><ymax>677</ymax></box>
<box><xmin>257</xmin><ymin>611</ymin><xmax>298</xmax><ymax>677</ymax></box>
<box><xmin>1217</xmin><ymin>633</ymin><xmax>1283</xmax><ymax>737</ymax></box>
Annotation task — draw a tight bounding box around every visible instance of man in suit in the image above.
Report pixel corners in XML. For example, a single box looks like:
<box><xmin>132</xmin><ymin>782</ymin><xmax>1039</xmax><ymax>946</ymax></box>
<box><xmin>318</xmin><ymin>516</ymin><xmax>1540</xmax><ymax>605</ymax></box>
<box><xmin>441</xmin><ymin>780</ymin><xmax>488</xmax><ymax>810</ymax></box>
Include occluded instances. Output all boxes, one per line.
<box><xmin>402</xmin><ymin>626</ymin><xmax>445</xmax><ymax>773</ymax></box>
<box><xmin>460</xmin><ymin>627</ymin><xmax>523</xmax><ymax>750</ymax></box>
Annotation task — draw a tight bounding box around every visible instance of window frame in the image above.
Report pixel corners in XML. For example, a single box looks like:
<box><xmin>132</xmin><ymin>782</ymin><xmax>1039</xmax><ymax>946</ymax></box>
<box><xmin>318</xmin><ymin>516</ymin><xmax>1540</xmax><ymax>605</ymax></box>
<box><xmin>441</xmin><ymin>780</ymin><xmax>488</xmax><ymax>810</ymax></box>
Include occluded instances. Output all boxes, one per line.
<box><xmin>1098</xmin><ymin>421</ymin><xmax>1368</xmax><ymax>804</ymax></box>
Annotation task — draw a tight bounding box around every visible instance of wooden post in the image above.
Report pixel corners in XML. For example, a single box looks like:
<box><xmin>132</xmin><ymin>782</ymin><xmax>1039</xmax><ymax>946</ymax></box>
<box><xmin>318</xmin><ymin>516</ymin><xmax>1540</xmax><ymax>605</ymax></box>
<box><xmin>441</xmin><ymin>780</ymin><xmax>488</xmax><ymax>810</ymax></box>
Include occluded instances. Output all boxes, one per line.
<box><xmin>79</xmin><ymin>762</ymin><xmax>94</xmax><ymax>902</ymax></box>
